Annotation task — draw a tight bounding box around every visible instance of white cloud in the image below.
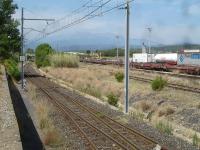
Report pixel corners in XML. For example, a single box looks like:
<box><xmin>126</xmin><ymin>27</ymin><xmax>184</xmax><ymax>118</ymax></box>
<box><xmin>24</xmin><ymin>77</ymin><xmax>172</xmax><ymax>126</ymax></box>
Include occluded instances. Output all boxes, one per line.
<box><xmin>188</xmin><ymin>3</ymin><xmax>200</xmax><ymax>16</ymax></box>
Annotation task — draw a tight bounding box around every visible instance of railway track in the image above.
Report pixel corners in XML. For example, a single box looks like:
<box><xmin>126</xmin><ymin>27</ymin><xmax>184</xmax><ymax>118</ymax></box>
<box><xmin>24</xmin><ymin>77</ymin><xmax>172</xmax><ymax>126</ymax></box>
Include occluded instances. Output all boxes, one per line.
<box><xmin>25</xmin><ymin>65</ymin><xmax>161</xmax><ymax>150</ymax></box>
<box><xmin>81</xmin><ymin>61</ymin><xmax>200</xmax><ymax>93</ymax></box>
<box><xmin>130</xmin><ymin>76</ymin><xmax>200</xmax><ymax>94</ymax></box>
<box><xmin>81</xmin><ymin>59</ymin><xmax>200</xmax><ymax>79</ymax></box>
<box><xmin>132</xmin><ymin>68</ymin><xmax>200</xmax><ymax>80</ymax></box>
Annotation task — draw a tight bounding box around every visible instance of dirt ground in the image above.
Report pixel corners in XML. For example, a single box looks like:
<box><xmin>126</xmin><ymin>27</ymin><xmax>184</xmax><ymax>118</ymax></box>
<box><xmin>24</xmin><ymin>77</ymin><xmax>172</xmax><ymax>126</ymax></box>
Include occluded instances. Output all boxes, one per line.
<box><xmin>41</xmin><ymin>63</ymin><xmax>200</xmax><ymax>147</ymax></box>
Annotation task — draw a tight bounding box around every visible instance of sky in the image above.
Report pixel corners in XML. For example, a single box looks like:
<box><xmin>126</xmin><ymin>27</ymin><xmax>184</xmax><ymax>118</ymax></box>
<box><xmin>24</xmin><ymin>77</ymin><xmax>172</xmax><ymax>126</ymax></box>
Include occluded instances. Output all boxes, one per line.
<box><xmin>13</xmin><ymin>0</ymin><xmax>200</xmax><ymax>50</ymax></box>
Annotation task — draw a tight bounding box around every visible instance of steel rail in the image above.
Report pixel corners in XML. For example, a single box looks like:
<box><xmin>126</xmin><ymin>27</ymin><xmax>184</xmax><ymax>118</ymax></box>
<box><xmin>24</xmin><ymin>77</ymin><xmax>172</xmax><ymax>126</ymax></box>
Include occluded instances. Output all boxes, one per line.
<box><xmin>130</xmin><ymin>76</ymin><xmax>200</xmax><ymax>94</ymax></box>
<box><xmin>26</xmin><ymin>72</ymin><xmax>97</xmax><ymax>150</ymax></box>
<box><xmin>26</xmin><ymin>71</ymin><xmax>134</xmax><ymax>150</ymax></box>
<box><xmin>54</xmin><ymin>88</ymin><xmax>159</xmax><ymax>150</ymax></box>
<box><xmin>81</xmin><ymin>59</ymin><xmax>200</xmax><ymax>79</ymax></box>
<box><xmin>25</xmin><ymin>65</ymin><xmax>163</xmax><ymax>149</ymax></box>
<box><xmin>39</xmin><ymin>87</ymin><xmax>132</xmax><ymax>150</ymax></box>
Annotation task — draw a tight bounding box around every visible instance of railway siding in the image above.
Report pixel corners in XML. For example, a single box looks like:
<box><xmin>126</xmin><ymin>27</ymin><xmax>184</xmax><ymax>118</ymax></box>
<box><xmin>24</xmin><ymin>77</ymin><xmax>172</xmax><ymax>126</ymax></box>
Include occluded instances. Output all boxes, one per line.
<box><xmin>27</xmin><ymin>65</ymin><xmax>200</xmax><ymax>150</ymax></box>
<box><xmin>0</xmin><ymin>66</ymin><xmax>22</xmax><ymax>150</ymax></box>
<box><xmin>27</xmin><ymin>66</ymin><xmax>158</xmax><ymax>150</ymax></box>
<box><xmin>36</xmin><ymin>64</ymin><xmax>200</xmax><ymax>150</ymax></box>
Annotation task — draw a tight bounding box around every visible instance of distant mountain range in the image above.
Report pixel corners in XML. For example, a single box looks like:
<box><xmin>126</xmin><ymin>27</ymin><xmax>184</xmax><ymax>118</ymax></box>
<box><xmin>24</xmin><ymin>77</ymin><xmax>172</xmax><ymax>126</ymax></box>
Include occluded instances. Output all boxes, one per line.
<box><xmin>148</xmin><ymin>43</ymin><xmax>200</xmax><ymax>53</ymax></box>
<box><xmin>62</xmin><ymin>43</ymin><xmax>200</xmax><ymax>53</ymax></box>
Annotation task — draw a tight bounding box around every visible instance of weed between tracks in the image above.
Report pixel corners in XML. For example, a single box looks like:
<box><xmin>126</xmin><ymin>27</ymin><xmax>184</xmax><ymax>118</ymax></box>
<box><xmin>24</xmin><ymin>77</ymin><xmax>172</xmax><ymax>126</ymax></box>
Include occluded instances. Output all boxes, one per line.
<box><xmin>0</xmin><ymin>65</ymin><xmax>2</xmax><ymax>81</ymax></box>
<box><xmin>155</xmin><ymin>121</ymin><xmax>173</xmax><ymax>135</ymax></box>
<box><xmin>192</xmin><ymin>133</ymin><xmax>200</xmax><ymax>147</ymax></box>
<box><xmin>95</xmin><ymin>112</ymin><xmax>105</xmax><ymax>118</ymax></box>
<box><xmin>197</xmin><ymin>103</ymin><xmax>200</xmax><ymax>109</ymax></box>
<box><xmin>27</xmin><ymin>83</ymin><xmax>64</xmax><ymax>148</ymax></box>
<box><xmin>157</xmin><ymin>105</ymin><xmax>175</xmax><ymax>117</ymax></box>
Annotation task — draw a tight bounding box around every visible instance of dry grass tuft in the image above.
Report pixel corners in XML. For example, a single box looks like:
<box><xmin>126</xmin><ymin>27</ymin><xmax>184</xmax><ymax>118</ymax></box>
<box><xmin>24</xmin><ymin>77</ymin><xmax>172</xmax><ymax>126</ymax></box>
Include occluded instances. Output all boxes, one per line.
<box><xmin>44</xmin><ymin>64</ymin><xmax>123</xmax><ymax>101</ymax></box>
<box><xmin>50</xmin><ymin>53</ymin><xmax>79</xmax><ymax>68</ymax></box>
<box><xmin>155</xmin><ymin>121</ymin><xmax>173</xmax><ymax>135</ymax></box>
<box><xmin>0</xmin><ymin>66</ymin><xmax>2</xmax><ymax>75</ymax></box>
<box><xmin>129</xmin><ymin>110</ymin><xmax>145</xmax><ymax>121</ymax></box>
<box><xmin>44</xmin><ymin>128</ymin><xmax>63</xmax><ymax>146</ymax></box>
<box><xmin>157</xmin><ymin>105</ymin><xmax>175</xmax><ymax>117</ymax></box>
<box><xmin>136</xmin><ymin>101</ymin><xmax>152</xmax><ymax>112</ymax></box>
<box><xmin>28</xmin><ymin>83</ymin><xmax>37</xmax><ymax>101</ymax></box>
<box><xmin>197</xmin><ymin>103</ymin><xmax>200</xmax><ymax>109</ymax></box>
<box><xmin>27</xmin><ymin>83</ymin><xmax>64</xmax><ymax>148</ymax></box>
<box><xmin>40</xmin><ymin>118</ymin><xmax>50</xmax><ymax>129</ymax></box>
<box><xmin>36</xmin><ymin>101</ymin><xmax>49</xmax><ymax>118</ymax></box>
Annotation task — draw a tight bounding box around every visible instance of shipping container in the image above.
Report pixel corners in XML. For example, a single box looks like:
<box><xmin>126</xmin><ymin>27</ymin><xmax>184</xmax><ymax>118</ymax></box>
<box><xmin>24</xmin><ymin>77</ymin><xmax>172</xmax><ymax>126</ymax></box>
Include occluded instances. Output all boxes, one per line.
<box><xmin>132</xmin><ymin>53</ymin><xmax>154</xmax><ymax>63</ymax></box>
<box><xmin>178</xmin><ymin>52</ymin><xmax>200</xmax><ymax>66</ymax></box>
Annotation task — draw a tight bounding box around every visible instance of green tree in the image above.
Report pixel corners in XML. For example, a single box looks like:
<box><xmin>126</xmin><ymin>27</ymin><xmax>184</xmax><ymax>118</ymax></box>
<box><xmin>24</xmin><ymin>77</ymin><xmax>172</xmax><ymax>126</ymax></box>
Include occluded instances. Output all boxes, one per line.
<box><xmin>0</xmin><ymin>0</ymin><xmax>20</xmax><ymax>60</ymax></box>
<box><xmin>86</xmin><ymin>50</ymin><xmax>91</xmax><ymax>55</ymax></box>
<box><xmin>35</xmin><ymin>43</ymin><xmax>54</xmax><ymax>68</ymax></box>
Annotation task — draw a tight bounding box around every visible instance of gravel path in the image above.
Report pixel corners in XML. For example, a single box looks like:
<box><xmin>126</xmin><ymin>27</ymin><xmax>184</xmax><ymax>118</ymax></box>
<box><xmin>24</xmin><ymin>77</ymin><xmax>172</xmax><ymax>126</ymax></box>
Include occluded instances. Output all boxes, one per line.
<box><xmin>0</xmin><ymin>67</ymin><xmax>22</xmax><ymax>150</ymax></box>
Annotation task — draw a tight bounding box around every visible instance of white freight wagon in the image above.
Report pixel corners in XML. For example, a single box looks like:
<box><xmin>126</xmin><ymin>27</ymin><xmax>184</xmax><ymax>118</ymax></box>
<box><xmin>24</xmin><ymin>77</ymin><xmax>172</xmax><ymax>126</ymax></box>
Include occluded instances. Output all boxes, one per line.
<box><xmin>154</xmin><ymin>53</ymin><xmax>177</xmax><ymax>63</ymax></box>
<box><xmin>132</xmin><ymin>53</ymin><xmax>154</xmax><ymax>63</ymax></box>
<box><xmin>178</xmin><ymin>50</ymin><xmax>200</xmax><ymax>66</ymax></box>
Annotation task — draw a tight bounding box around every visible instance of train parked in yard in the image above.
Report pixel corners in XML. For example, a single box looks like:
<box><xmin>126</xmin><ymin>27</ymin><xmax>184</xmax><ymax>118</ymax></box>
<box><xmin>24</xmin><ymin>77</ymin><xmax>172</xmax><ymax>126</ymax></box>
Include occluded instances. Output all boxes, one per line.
<box><xmin>81</xmin><ymin>49</ymin><xmax>200</xmax><ymax>75</ymax></box>
<box><xmin>132</xmin><ymin>49</ymin><xmax>200</xmax><ymax>75</ymax></box>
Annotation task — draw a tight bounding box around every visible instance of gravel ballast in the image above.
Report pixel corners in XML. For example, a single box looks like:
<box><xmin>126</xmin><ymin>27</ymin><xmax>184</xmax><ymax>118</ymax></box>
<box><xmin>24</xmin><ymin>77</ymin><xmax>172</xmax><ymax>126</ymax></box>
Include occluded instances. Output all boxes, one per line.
<box><xmin>0</xmin><ymin>66</ymin><xmax>22</xmax><ymax>150</ymax></box>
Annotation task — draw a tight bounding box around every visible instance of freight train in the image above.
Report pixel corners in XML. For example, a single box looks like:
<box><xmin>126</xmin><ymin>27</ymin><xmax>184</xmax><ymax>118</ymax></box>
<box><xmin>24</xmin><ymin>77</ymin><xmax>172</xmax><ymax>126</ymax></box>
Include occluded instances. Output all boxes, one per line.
<box><xmin>131</xmin><ymin>50</ymin><xmax>200</xmax><ymax>75</ymax></box>
<box><xmin>80</xmin><ymin>50</ymin><xmax>200</xmax><ymax>75</ymax></box>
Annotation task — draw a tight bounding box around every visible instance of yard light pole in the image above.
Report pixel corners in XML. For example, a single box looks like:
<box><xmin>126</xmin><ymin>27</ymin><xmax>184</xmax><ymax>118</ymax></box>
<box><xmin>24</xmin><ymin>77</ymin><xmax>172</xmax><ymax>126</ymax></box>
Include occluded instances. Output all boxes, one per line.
<box><xmin>116</xmin><ymin>35</ymin><xmax>119</xmax><ymax>61</ymax></box>
<box><xmin>124</xmin><ymin>0</ymin><xmax>130</xmax><ymax>113</ymax></box>
<box><xmin>147</xmin><ymin>27</ymin><xmax>152</xmax><ymax>54</ymax></box>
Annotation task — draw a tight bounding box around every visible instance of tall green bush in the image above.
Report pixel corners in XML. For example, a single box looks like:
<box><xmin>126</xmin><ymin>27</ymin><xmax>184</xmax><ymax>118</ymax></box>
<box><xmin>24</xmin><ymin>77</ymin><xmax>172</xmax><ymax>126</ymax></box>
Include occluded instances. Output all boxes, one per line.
<box><xmin>35</xmin><ymin>44</ymin><xmax>54</xmax><ymax>68</ymax></box>
<box><xmin>193</xmin><ymin>133</ymin><xmax>200</xmax><ymax>146</ymax></box>
<box><xmin>107</xmin><ymin>93</ymin><xmax>119</xmax><ymax>107</ymax></box>
<box><xmin>4</xmin><ymin>59</ymin><xmax>20</xmax><ymax>80</ymax></box>
<box><xmin>151</xmin><ymin>76</ymin><xmax>167</xmax><ymax>91</ymax></box>
<box><xmin>115</xmin><ymin>72</ymin><xmax>124</xmax><ymax>82</ymax></box>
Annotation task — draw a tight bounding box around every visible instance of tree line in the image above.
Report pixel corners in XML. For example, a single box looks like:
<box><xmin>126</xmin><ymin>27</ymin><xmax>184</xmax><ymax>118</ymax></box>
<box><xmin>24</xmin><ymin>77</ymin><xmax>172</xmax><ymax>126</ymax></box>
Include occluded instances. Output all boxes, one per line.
<box><xmin>0</xmin><ymin>0</ymin><xmax>20</xmax><ymax>60</ymax></box>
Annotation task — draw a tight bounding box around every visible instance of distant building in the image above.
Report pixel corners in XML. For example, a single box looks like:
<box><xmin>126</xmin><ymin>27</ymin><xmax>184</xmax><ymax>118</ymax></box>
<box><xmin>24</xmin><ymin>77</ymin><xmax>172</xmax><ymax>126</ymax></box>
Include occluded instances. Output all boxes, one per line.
<box><xmin>64</xmin><ymin>52</ymin><xmax>85</xmax><ymax>55</ymax></box>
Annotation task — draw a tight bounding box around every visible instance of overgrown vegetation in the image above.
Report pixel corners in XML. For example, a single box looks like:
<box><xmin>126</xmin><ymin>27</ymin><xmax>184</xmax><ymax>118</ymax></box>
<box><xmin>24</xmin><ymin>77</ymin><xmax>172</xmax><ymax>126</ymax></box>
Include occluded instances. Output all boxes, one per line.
<box><xmin>158</xmin><ymin>105</ymin><xmax>175</xmax><ymax>117</ymax></box>
<box><xmin>50</xmin><ymin>53</ymin><xmax>79</xmax><ymax>68</ymax></box>
<box><xmin>137</xmin><ymin>101</ymin><xmax>152</xmax><ymax>112</ymax></box>
<box><xmin>107</xmin><ymin>93</ymin><xmax>119</xmax><ymax>107</ymax></box>
<box><xmin>197</xmin><ymin>103</ymin><xmax>200</xmax><ymax>109</ymax></box>
<box><xmin>27</xmin><ymin>84</ymin><xmax>64</xmax><ymax>147</ymax></box>
<box><xmin>192</xmin><ymin>133</ymin><xmax>200</xmax><ymax>147</ymax></box>
<box><xmin>151</xmin><ymin>76</ymin><xmax>167</xmax><ymax>91</ymax></box>
<box><xmin>4</xmin><ymin>59</ymin><xmax>20</xmax><ymax>80</ymax></box>
<box><xmin>44</xmin><ymin>129</ymin><xmax>63</xmax><ymax>146</ymax></box>
<box><xmin>95</xmin><ymin>112</ymin><xmax>104</xmax><ymax>118</ymax></box>
<box><xmin>35</xmin><ymin>43</ymin><xmax>54</xmax><ymax>68</ymax></box>
<box><xmin>96</xmin><ymin>48</ymin><xmax>125</xmax><ymax>57</ymax></box>
<box><xmin>115</xmin><ymin>72</ymin><xmax>124</xmax><ymax>82</ymax></box>
<box><xmin>80</xmin><ymin>84</ymin><xmax>101</xmax><ymax>98</ymax></box>
<box><xmin>0</xmin><ymin>66</ymin><xmax>2</xmax><ymax>75</ymax></box>
<box><xmin>156</xmin><ymin>121</ymin><xmax>173</xmax><ymax>135</ymax></box>
<box><xmin>129</xmin><ymin>111</ymin><xmax>145</xmax><ymax>121</ymax></box>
